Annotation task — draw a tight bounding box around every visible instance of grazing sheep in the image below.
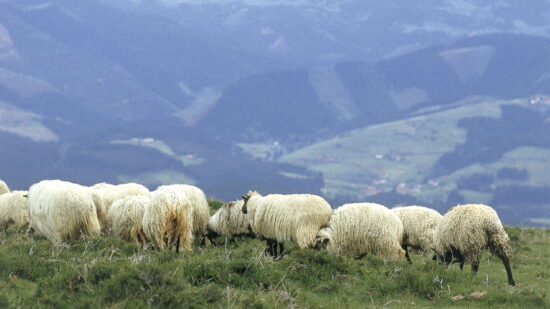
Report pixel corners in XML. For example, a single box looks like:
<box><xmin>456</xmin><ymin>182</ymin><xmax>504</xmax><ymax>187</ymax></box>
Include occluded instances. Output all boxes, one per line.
<box><xmin>108</xmin><ymin>195</ymin><xmax>150</xmax><ymax>244</ymax></box>
<box><xmin>157</xmin><ymin>184</ymin><xmax>210</xmax><ymax>246</ymax></box>
<box><xmin>92</xmin><ymin>183</ymin><xmax>150</xmax><ymax>228</ymax></box>
<box><xmin>28</xmin><ymin>180</ymin><xmax>101</xmax><ymax>243</ymax></box>
<box><xmin>207</xmin><ymin>200</ymin><xmax>253</xmax><ymax>241</ymax></box>
<box><xmin>434</xmin><ymin>204</ymin><xmax>515</xmax><ymax>286</ymax></box>
<box><xmin>392</xmin><ymin>206</ymin><xmax>443</xmax><ymax>263</ymax></box>
<box><xmin>242</xmin><ymin>191</ymin><xmax>332</xmax><ymax>258</ymax></box>
<box><xmin>89</xmin><ymin>183</ymin><xmax>114</xmax><ymax>227</ymax></box>
<box><xmin>0</xmin><ymin>191</ymin><xmax>29</xmax><ymax>230</ymax></box>
<box><xmin>0</xmin><ymin>180</ymin><xmax>9</xmax><ymax>195</ymax></box>
<box><xmin>142</xmin><ymin>185</ymin><xmax>193</xmax><ymax>252</ymax></box>
<box><xmin>313</xmin><ymin>203</ymin><xmax>405</xmax><ymax>260</ymax></box>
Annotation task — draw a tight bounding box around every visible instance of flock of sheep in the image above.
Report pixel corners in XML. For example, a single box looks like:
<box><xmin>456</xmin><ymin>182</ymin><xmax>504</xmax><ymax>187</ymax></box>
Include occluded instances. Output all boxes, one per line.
<box><xmin>0</xmin><ymin>178</ymin><xmax>515</xmax><ymax>287</ymax></box>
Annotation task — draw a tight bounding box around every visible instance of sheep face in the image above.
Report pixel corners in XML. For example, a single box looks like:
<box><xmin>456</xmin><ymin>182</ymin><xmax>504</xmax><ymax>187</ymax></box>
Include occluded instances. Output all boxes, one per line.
<box><xmin>312</xmin><ymin>236</ymin><xmax>330</xmax><ymax>250</ymax></box>
<box><xmin>241</xmin><ymin>191</ymin><xmax>259</xmax><ymax>214</ymax></box>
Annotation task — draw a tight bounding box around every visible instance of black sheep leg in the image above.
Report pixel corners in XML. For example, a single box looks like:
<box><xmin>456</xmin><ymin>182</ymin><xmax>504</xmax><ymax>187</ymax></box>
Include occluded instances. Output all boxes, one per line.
<box><xmin>471</xmin><ymin>259</ymin><xmax>479</xmax><ymax>275</ymax></box>
<box><xmin>496</xmin><ymin>253</ymin><xmax>516</xmax><ymax>286</ymax></box>
<box><xmin>264</xmin><ymin>239</ymin><xmax>276</xmax><ymax>257</ymax></box>
<box><xmin>450</xmin><ymin>246</ymin><xmax>465</xmax><ymax>270</ymax></box>
<box><xmin>175</xmin><ymin>235</ymin><xmax>181</xmax><ymax>253</ymax></box>
<box><xmin>404</xmin><ymin>245</ymin><xmax>412</xmax><ymax>264</ymax></box>
<box><xmin>275</xmin><ymin>242</ymin><xmax>284</xmax><ymax>260</ymax></box>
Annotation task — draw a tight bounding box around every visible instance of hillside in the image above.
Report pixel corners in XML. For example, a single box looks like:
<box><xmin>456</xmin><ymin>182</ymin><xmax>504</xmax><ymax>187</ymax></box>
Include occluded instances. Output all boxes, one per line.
<box><xmin>278</xmin><ymin>97</ymin><xmax>550</xmax><ymax>226</ymax></box>
<box><xmin>1</xmin><ymin>1</ymin><xmax>550</xmax><ymax>225</ymax></box>
<box><xmin>202</xmin><ymin>33</ymin><xmax>550</xmax><ymax>141</ymax></box>
<box><xmin>0</xmin><ymin>221</ymin><xmax>548</xmax><ymax>308</ymax></box>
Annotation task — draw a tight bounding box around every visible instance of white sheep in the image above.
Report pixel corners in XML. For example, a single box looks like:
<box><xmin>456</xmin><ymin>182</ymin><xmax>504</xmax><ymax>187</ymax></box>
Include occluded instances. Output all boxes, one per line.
<box><xmin>313</xmin><ymin>203</ymin><xmax>405</xmax><ymax>260</ymax></box>
<box><xmin>89</xmin><ymin>182</ymin><xmax>114</xmax><ymax>227</ymax></box>
<box><xmin>242</xmin><ymin>191</ymin><xmax>332</xmax><ymax>257</ymax></box>
<box><xmin>91</xmin><ymin>182</ymin><xmax>150</xmax><ymax>228</ymax></box>
<box><xmin>391</xmin><ymin>206</ymin><xmax>443</xmax><ymax>263</ymax></box>
<box><xmin>207</xmin><ymin>200</ymin><xmax>252</xmax><ymax>241</ymax></box>
<box><xmin>0</xmin><ymin>191</ymin><xmax>29</xmax><ymax>230</ymax></box>
<box><xmin>108</xmin><ymin>195</ymin><xmax>150</xmax><ymax>244</ymax></box>
<box><xmin>142</xmin><ymin>185</ymin><xmax>193</xmax><ymax>252</ymax></box>
<box><xmin>0</xmin><ymin>179</ymin><xmax>9</xmax><ymax>195</ymax></box>
<box><xmin>434</xmin><ymin>203</ymin><xmax>515</xmax><ymax>286</ymax></box>
<box><xmin>157</xmin><ymin>184</ymin><xmax>210</xmax><ymax>246</ymax></box>
<box><xmin>28</xmin><ymin>180</ymin><xmax>101</xmax><ymax>243</ymax></box>
<box><xmin>90</xmin><ymin>182</ymin><xmax>115</xmax><ymax>191</ymax></box>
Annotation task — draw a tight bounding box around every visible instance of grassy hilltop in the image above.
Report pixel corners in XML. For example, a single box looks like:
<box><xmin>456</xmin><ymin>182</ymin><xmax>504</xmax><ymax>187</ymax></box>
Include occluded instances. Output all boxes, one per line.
<box><xmin>0</xmin><ymin>202</ymin><xmax>548</xmax><ymax>309</ymax></box>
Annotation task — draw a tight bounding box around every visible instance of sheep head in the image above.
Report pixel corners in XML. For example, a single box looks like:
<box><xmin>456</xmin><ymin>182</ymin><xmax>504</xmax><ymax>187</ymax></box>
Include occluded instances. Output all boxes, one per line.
<box><xmin>312</xmin><ymin>228</ymin><xmax>331</xmax><ymax>250</ymax></box>
<box><xmin>312</xmin><ymin>236</ymin><xmax>330</xmax><ymax>250</ymax></box>
<box><xmin>241</xmin><ymin>191</ymin><xmax>259</xmax><ymax>214</ymax></box>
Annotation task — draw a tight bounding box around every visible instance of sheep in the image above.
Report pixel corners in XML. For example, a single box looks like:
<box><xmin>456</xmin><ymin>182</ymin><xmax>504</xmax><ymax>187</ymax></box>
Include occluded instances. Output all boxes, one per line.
<box><xmin>89</xmin><ymin>182</ymin><xmax>114</xmax><ymax>227</ymax></box>
<box><xmin>241</xmin><ymin>191</ymin><xmax>332</xmax><ymax>258</ymax></box>
<box><xmin>142</xmin><ymin>185</ymin><xmax>193</xmax><ymax>252</ymax></box>
<box><xmin>391</xmin><ymin>206</ymin><xmax>443</xmax><ymax>263</ymax></box>
<box><xmin>27</xmin><ymin>180</ymin><xmax>101</xmax><ymax>243</ymax></box>
<box><xmin>91</xmin><ymin>182</ymin><xmax>150</xmax><ymax>228</ymax></box>
<box><xmin>207</xmin><ymin>200</ymin><xmax>253</xmax><ymax>242</ymax></box>
<box><xmin>313</xmin><ymin>203</ymin><xmax>405</xmax><ymax>260</ymax></box>
<box><xmin>434</xmin><ymin>203</ymin><xmax>515</xmax><ymax>286</ymax></box>
<box><xmin>107</xmin><ymin>195</ymin><xmax>150</xmax><ymax>244</ymax></box>
<box><xmin>90</xmin><ymin>182</ymin><xmax>115</xmax><ymax>191</ymax></box>
<box><xmin>157</xmin><ymin>184</ymin><xmax>210</xmax><ymax>246</ymax></box>
<box><xmin>0</xmin><ymin>191</ymin><xmax>29</xmax><ymax>230</ymax></box>
<box><xmin>0</xmin><ymin>179</ymin><xmax>9</xmax><ymax>195</ymax></box>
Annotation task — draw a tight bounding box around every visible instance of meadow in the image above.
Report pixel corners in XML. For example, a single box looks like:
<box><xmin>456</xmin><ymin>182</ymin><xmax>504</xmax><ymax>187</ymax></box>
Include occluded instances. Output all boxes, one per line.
<box><xmin>0</xmin><ymin>201</ymin><xmax>548</xmax><ymax>308</ymax></box>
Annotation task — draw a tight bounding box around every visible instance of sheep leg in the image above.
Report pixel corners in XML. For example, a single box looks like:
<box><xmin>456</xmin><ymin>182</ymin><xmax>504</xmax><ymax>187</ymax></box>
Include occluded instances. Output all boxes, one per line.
<box><xmin>273</xmin><ymin>241</ymin><xmax>280</xmax><ymax>259</ymax></box>
<box><xmin>496</xmin><ymin>253</ymin><xmax>516</xmax><ymax>286</ymax></box>
<box><xmin>403</xmin><ymin>245</ymin><xmax>412</xmax><ymax>264</ymax></box>
<box><xmin>450</xmin><ymin>246</ymin><xmax>465</xmax><ymax>270</ymax></box>
<box><xmin>274</xmin><ymin>242</ymin><xmax>284</xmax><ymax>260</ymax></box>
<box><xmin>175</xmin><ymin>235</ymin><xmax>181</xmax><ymax>253</ymax></box>
<box><xmin>471</xmin><ymin>259</ymin><xmax>479</xmax><ymax>275</ymax></box>
<box><xmin>264</xmin><ymin>239</ymin><xmax>275</xmax><ymax>256</ymax></box>
<box><xmin>272</xmin><ymin>241</ymin><xmax>279</xmax><ymax>258</ymax></box>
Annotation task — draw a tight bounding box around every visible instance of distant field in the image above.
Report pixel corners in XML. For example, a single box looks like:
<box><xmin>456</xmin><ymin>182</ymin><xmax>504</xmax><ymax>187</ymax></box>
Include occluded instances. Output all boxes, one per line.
<box><xmin>0</xmin><ymin>222</ymin><xmax>548</xmax><ymax>308</ymax></box>
<box><xmin>276</xmin><ymin>98</ymin><xmax>550</xmax><ymax>224</ymax></box>
<box><xmin>279</xmin><ymin>98</ymin><xmax>505</xmax><ymax>201</ymax></box>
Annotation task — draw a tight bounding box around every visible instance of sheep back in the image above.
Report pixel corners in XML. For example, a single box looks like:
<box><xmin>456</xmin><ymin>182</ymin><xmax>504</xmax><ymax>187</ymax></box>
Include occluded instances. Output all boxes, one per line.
<box><xmin>158</xmin><ymin>184</ymin><xmax>210</xmax><ymax>239</ymax></box>
<box><xmin>108</xmin><ymin>195</ymin><xmax>150</xmax><ymax>244</ymax></box>
<box><xmin>0</xmin><ymin>191</ymin><xmax>29</xmax><ymax>229</ymax></box>
<box><xmin>93</xmin><ymin>183</ymin><xmax>150</xmax><ymax>228</ymax></box>
<box><xmin>0</xmin><ymin>180</ymin><xmax>9</xmax><ymax>195</ymax></box>
<box><xmin>142</xmin><ymin>186</ymin><xmax>193</xmax><ymax>251</ymax></box>
<box><xmin>435</xmin><ymin>203</ymin><xmax>512</xmax><ymax>263</ymax></box>
<box><xmin>321</xmin><ymin>203</ymin><xmax>405</xmax><ymax>259</ymax></box>
<box><xmin>208</xmin><ymin>200</ymin><xmax>249</xmax><ymax>238</ymax></box>
<box><xmin>28</xmin><ymin>180</ymin><xmax>101</xmax><ymax>243</ymax></box>
<box><xmin>392</xmin><ymin>206</ymin><xmax>442</xmax><ymax>253</ymax></box>
<box><xmin>246</xmin><ymin>193</ymin><xmax>332</xmax><ymax>248</ymax></box>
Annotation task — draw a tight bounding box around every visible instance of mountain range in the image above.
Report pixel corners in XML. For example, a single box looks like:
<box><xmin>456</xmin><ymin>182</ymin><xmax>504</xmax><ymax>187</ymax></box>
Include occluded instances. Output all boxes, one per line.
<box><xmin>0</xmin><ymin>0</ymin><xmax>549</xmax><ymax>225</ymax></box>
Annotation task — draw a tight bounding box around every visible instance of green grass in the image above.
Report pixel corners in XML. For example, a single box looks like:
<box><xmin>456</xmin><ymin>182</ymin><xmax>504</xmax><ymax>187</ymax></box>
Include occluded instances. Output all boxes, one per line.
<box><xmin>0</xmin><ymin>225</ymin><xmax>548</xmax><ymax>308</ymax></box>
